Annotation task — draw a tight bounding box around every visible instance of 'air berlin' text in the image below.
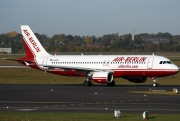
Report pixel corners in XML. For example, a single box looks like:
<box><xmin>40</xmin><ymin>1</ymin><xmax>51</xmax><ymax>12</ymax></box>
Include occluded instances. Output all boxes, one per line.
<box><xmin>112</xmin><ymin>57</ymin><xmax>147</xmax><ymax>63</ymax></box>
<box><xmin>23</xmin><ymin>30</ymin><xmax>41</xmax><ymax>52</ymax></box>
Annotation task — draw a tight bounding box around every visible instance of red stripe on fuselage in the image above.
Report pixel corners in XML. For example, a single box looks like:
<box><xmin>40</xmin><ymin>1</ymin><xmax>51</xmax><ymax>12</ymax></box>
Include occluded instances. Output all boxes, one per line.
<box><xmin>113</xmin><ymin>69</ymin><xmax>178</xmax><ymax>77</ymax></box>
<box><xmin>28</xmin><ymin>67</ymin><xmax>178</xmax><ymax>78</ymax></box>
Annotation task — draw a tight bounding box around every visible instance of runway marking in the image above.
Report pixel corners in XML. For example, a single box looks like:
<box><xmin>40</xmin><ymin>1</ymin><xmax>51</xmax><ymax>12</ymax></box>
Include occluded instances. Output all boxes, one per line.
<box><xmin>112</xmin><ymin>101</ymin><xmax>117</xmax><ymax>103</ymax></box>
<box><xmin>0</xmin><ymin>101</ymin><xmax>76</xmax><ymax>104</ymax></box>
<box><xmin>104</xmin><ymin>102</ymin><xmax>109</xmax><ymax>104</ymax></box>
<box><xmin>16</xmin><ymin>109</ymin><xmax>38</xmax><ymax>111</ymax></box>
<box><xmin>0</xmin><ymin>99</ymin><xmax>151</xmax><ymax>106</ymax></box>
<box><xmin>70</xmin><ymin>104</ymin><xmax>76</xmax><ymax>106</ymax></box>
<box><xmin>1</xmin><ymin>102</ymin><xmax>179</xmax><ymax>106</ymax></box>
<box><xmin>0</xmin><ymin>66</ymin><xmax>28</xmax><ymax>68</ymax></box>
<box><xmin>78</xmin><ymin>104</ymin><xmax>84</xmax><ymax>105</ymax></box>
<box><xmin>128</xmin><ymin>100</ymin><xmax>133</xmax><ymax>101</ymax></box>
<box><xmin>11</xmin><ymin>107</ymin><xmax>180</xmax><ymax>113</ymax></box>
<box><xmin>86</xmin><ymin>103</ymin><xmax>93</xmax><ymax>104</ymax></box>
<box><xmin>153</xmin><ymin>90</ymin><xmax>167</xmax><ymax>92</ymax></box>
<box><xmin>96</xmin><ymin>102</ymin><xmax>101</xmax><ymax>104</ymax></box>
<box><xmin>52</xmin><ymin>105</ymin><xmax>59</xmax><ymax>107</ymax></box>
<box><xmin>61</xmin><ymin>105</ymin><xmax>67</xmax><ymax>107</ymax></box>
<box><xmin>22</xmin><ymin>107</ymin><xmax>180</xmax><ymax>112</ymax></box>
<box><xmin>43</xmin><ymin>106</ymin><xmax>49</xmax><ymax>108</ymax></box>
<box><xmin>1</xmin><ymin>102</ymin><xmax>180</xmax><ymax>113</ymax></box>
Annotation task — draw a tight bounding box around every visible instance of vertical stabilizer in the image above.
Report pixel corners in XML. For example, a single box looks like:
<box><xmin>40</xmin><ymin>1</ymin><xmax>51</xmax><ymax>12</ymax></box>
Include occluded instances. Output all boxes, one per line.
<box><xmin>21</xmin><ymin>25</ymin><xmax>50</xmax><ymax>57</ymax></box>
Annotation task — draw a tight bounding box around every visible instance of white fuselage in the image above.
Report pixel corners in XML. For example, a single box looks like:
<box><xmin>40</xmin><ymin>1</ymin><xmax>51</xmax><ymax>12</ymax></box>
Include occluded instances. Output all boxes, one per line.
<box><xmin>35</xmin><ymin>55</ymin><xmax>179</xmax><ymax>78</ymax></box>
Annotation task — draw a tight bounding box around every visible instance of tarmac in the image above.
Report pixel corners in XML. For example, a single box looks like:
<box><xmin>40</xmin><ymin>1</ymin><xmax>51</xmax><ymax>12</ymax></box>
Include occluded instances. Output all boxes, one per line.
<box><xmin>0</xmin><ymin>84</ymin><xmax>179</xmax><ymax>114</ymax></box>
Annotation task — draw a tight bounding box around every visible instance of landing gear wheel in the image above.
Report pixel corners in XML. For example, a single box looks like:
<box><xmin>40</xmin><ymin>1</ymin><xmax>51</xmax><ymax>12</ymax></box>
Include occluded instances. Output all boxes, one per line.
<box><xmin>107</xmin><ymin>80</ymin><xmax>115</xmax><ymax>86</ymax></box>
<box><xmin>152</xmin><ymin>77</ymin><xmax>158</xmax><ymax>87</ymax></box>
<box><xmin>89</xmin><ymin>81</ymin><xmax>92</xmax><ymax>86</ymax></box>
<box><xmin>152</xmin><ymin>83</ymin><xmax>158</xmax><ymax>87</ymax></box>
<box><xmin>84</xmin><ymin>81</ymin><xmax>92</xmax><ymax>86</ymax></box>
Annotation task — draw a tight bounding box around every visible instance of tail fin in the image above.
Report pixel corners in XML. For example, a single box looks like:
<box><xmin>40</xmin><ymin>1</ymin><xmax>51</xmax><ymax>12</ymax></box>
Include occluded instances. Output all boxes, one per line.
<box><xmin>21</xmin><ymin>25</ymin><xmax>50</xmax><ymax>57</ymax></box>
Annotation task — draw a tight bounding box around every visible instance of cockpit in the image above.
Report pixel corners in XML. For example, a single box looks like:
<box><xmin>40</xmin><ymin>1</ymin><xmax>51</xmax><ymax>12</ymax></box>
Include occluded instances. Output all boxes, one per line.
<box><xmin>159</xmin><ymin>61</ymin><xmax>172</xmax><ymax>64</ymax></box>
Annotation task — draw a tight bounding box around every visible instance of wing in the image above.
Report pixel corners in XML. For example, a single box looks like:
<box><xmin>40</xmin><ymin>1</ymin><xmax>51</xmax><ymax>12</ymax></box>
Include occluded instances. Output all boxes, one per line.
<box><xmin>39</xmin><ymin>64</ymin><xmax>114</xmax><ymax>74</ymax></box>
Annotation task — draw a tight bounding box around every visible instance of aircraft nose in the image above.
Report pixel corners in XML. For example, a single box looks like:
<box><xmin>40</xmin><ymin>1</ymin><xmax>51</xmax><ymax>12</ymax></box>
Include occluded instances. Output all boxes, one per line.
<box><xmin>174</xmin><ymin>65</ymin><xmax>179</xmax><ymax>73</ymax></box>
<box><xmin>177</xmin><ymin>66</ymin><xmax>180</xmax><ymax>72</ymax></box>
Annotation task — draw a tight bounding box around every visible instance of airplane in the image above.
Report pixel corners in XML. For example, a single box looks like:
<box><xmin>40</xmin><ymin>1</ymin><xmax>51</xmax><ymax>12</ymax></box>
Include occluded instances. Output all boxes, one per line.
<box><xmin>6</xmin><ymin>25</ymin><xmax>179</xmax><ymax>87</ymax></box>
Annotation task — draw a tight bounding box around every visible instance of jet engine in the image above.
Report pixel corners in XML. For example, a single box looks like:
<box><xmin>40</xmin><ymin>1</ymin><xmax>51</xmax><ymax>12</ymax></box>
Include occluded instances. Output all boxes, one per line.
<box><xmin>123</xmin><ymin>77</ymin><xmax>147</xmax><ymax>83</ymax></box>
<box><xmin>92</xmin><ymin>71</ymin><xmax>113</xmax><ymax>84</ymax></box>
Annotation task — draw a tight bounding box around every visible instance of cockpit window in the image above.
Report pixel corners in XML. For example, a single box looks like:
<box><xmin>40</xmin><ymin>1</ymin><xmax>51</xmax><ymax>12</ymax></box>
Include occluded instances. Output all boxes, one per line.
<box><xmin>159</xmin><ymin>61</ymin><xmax>172</xmax><ymax>64</ymax></box>
<box><xmin>167</xmin><ymin>61</ymin><xmax>172</xmax><ymax>64</ymax></box>
<box><xmin>163</xmin><ymin>61</ymin><xmax>167</xmax><ymax>64</ymax></box>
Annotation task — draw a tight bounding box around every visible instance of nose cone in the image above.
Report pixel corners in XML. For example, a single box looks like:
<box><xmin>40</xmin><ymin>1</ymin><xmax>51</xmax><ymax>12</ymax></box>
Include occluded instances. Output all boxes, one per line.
<box><xmin>173</xmin><ymin>64</ymin><xmax>179</xmax><ymax>74</ymax></box>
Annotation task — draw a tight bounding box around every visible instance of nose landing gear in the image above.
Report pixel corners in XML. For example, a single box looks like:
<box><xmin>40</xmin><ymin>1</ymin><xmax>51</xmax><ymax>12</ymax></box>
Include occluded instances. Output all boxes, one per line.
<box><xmin>152</xmin><ymin>77</ymin><xmax>158</xmax><ymax>87</ymax></box>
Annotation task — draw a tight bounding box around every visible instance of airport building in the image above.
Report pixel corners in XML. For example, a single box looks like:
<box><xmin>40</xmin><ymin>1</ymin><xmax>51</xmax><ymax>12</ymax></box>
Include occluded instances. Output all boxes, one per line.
<box><xmin>144</xmin><ymin>37</ymin><xmax>170</xmax><ymax>44</ymax></box>
<box><xmin>0</xmin><ymin>47</ymin><xmax>12</xmax><ymax>54</ymax></box>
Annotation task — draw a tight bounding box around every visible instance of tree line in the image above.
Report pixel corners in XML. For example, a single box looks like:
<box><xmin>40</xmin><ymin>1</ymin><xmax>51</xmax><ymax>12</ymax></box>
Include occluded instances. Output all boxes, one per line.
<box><xmin>0</xmin><ymin>31</ymin><xmax>180</xmax><ymax>53</ymax></box>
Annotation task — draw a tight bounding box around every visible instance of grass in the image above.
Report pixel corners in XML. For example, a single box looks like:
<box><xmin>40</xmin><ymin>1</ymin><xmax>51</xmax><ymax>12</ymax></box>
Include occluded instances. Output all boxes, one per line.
<box><xmin>0</xmin><ymin>68</ymin><xmax>84</xmax><ymax>84</ymax></box>
<box><xmin>128</xmin><ymin>91</ymin><xmax>180</xmax><ymax>96</ymax></box>
<box><xmin>0</xmin><ymin>54</ymin><xmax>23</xmax><ymax>65</ymax></box>
<box><xmin>0</xmin><ymin>68</ymin><xmax>180</xmax><ymax>85</ymax></box>
<box><xmin>0</xmin><ymin>112</ymin><xmax>179</xmax><ymax>121</ymax></box>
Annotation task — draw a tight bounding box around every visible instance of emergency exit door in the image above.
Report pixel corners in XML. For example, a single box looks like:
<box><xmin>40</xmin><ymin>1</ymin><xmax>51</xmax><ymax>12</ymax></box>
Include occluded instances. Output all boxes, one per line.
<box><xmin>147</xmin><ymin>57</ymin><xmax>153</xmax><ymax>69</ymax></box>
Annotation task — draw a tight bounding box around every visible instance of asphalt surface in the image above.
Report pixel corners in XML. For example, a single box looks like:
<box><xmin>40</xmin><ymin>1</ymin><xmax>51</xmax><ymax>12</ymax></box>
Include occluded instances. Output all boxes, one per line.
<box><xmin>0</xmin><ymin>84</ymin><xmax>179</xmax><ymax>114</ymax></box>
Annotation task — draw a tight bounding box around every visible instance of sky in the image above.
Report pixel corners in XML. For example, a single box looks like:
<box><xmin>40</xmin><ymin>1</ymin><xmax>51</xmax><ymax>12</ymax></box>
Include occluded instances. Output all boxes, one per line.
<box><xmin>0</xmin><ymin>0</ymin><xmax>180</xmax><ymax>37</ymax></box>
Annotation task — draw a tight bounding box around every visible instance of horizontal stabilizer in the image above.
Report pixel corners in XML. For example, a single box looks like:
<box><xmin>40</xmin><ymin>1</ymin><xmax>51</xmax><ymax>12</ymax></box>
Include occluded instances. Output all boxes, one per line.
<box><xmin>3</xmin><ymin>58</ymin><xmax>35</xmax><ymax>63</ymax></box>
<box><xmin>2</xmin><ymin>58</ymin><xmax>19</xmax><ymax>61</ymax></box>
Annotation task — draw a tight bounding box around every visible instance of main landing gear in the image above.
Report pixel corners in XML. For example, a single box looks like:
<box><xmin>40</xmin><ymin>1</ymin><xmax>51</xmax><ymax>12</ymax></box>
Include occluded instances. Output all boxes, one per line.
<box><xmin>83</xmin><ymin>78</ymin><xmax>92</xmax><ymax>86</ymax></box>
<box><xmin>107</xmin><ymin>80</ymin><xmax>115</xmax><ymax>86</ymax></box>
<box><xmin>152</xmin><ymin>77</ymin><xmax>158</xmax><ymax>87</ymax></box>
<box><xmin>83</xmin><ymin>78</ymin><xmax>115</xmax><ymax>87</ymax></box>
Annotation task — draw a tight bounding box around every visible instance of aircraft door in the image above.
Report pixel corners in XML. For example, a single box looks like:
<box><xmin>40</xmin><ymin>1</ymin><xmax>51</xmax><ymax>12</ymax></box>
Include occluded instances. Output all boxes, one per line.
<box><xmin>147</xmin><ymin>57</ymin><xmax>154</xmax><ymax>69</ymax></box>
<box><xmin>41</xmin><ymin>57</ymin><xmax>48</xmax><ymax>70</ymax></box>
<box><xmin>42</xmin><ymin>57</ymin><xmax>48</xmax><ymax>66</ymax></box>
<box><xmin>103</xmin><ymin>60</ymin><xmax>110</xmax><ymax>67</ymax></box>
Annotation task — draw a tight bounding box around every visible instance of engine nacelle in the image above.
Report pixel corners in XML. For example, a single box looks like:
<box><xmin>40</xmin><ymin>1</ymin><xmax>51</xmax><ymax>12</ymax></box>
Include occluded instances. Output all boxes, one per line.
<box><xmin>124</xmin><ymin>77</ymin><xmax>147</xmax><ymax>83</ymax></box>
<box><xmin>92</xmin><ymin>71</ymin><xmax>113</xmax><ymax>84</ymax></box>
